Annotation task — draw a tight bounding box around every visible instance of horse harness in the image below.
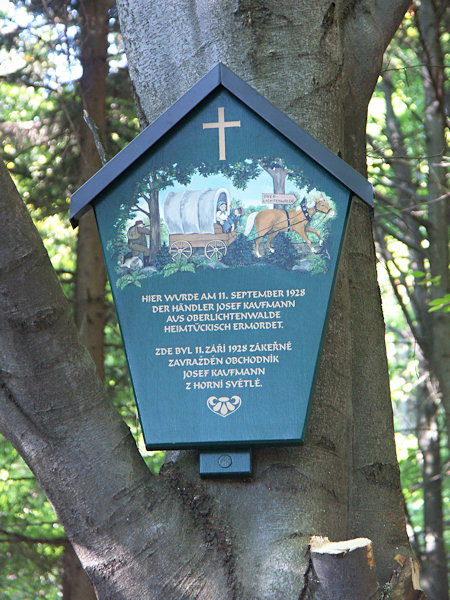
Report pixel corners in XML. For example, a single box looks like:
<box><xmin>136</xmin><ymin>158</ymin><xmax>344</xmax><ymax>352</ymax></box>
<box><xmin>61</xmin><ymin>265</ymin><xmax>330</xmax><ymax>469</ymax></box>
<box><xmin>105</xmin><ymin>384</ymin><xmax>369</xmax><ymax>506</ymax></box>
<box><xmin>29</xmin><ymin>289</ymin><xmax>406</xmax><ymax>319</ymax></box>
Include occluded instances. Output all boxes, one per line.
<box><xmin>281</xmin><ymin>196</ymin><xmax>333</xmax><ymax>234</ymax></box>
<box><xmin>283</xmin><ymin>208</ymin><xmax>291</xmax><ymax>231</ymax></box>
<box><xmin>283</xmin><ymin>199</ymin><xmax>311</xmax><ymax>232</ymax></box>
<box><xmin>300</xmin><ymin>198</ymin><xmax>313</xmax><ymax>223</ymax></box>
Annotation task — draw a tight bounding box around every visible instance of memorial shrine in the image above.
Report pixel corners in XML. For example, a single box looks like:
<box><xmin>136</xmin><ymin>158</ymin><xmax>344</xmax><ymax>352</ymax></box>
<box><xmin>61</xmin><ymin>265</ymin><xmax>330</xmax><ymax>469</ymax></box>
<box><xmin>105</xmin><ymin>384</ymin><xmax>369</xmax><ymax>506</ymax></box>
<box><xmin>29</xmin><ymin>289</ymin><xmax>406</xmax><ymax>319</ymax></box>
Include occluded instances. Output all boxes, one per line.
<box><xmin>70</xmin><ymin>64</ymin><xmax>373</xmax><ymax>476</ymax></box>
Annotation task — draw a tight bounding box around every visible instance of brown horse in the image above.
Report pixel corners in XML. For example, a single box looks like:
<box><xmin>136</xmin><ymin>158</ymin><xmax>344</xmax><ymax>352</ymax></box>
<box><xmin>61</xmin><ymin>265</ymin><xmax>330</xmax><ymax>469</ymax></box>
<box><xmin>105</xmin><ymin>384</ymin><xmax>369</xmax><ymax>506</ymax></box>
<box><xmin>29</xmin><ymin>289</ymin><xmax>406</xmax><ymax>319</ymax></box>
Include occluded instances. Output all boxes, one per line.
<box><xmin>246</xmin><ymin>193</ymin><xmax>333</xmax><ymax>257</ymax></box>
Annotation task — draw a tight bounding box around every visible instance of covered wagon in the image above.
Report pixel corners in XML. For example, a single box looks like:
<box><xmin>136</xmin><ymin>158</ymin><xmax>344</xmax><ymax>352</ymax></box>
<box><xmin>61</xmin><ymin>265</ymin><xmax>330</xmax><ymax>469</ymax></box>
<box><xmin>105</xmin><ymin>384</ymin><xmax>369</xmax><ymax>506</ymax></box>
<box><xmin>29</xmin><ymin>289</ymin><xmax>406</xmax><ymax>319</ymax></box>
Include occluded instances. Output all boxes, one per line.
<box><xmin>163</xmin><ymin>188</ymin><xmax>237</xmax><ymax>260</ymax></box>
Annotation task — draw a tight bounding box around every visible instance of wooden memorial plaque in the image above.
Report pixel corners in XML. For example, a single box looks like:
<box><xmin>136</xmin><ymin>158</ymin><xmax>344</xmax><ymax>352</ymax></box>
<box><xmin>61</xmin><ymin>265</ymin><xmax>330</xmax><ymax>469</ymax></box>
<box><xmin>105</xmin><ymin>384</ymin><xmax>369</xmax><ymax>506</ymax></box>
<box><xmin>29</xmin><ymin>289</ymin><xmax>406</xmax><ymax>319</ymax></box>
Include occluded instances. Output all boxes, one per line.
<box><xmin>70</xmin><ymin>64</ymin><xmax>372</xmax><ymax>476</ymax></box>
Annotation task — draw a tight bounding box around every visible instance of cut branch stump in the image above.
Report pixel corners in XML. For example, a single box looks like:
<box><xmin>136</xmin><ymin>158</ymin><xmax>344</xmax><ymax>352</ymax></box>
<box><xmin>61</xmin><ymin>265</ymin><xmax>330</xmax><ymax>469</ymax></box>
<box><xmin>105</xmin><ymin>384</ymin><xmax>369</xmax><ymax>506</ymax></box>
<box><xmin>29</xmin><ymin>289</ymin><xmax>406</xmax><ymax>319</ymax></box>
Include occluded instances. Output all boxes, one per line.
<box><xmin>310</xmin><ymin>536</ymin><xmax>378</xmax><ymax>600</ymax></box>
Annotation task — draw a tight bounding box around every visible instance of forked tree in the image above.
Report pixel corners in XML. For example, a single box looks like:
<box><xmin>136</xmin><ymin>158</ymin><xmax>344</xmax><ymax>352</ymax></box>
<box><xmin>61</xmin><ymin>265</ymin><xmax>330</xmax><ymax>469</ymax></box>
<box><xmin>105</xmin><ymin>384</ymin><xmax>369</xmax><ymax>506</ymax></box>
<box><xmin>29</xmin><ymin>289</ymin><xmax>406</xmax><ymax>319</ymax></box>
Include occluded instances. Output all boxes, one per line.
<box><xmin>0</xmin><ymin>1</ymin><xmax>424</xmax><ymax>598</ymax></box>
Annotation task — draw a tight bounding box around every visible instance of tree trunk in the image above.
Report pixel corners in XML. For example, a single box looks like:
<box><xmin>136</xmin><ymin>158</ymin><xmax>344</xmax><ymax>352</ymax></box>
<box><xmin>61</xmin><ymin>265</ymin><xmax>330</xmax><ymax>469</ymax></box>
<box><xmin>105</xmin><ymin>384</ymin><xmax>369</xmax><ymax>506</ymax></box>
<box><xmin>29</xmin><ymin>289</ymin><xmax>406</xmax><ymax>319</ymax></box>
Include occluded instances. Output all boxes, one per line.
<box><xmin>67</xmin><ymin>1</ymin><xmax>112</xmax><ymax>597</ymax></box>
<box><xmin>376</xmin><ymin>54</ymin><xmax>448</xmax><ymax>600</ymax></box>
<box><xmin>74</xmin><ymin>212</ymin><xmax>106</xmax><ymax>383</ymax></box>
<box><xmin>114</xmin><ymin>0</ymin><xmax>412</xmax><ymax>595</ymax></box>
<box><xmin>74</xmin><ymin>0</ymin><xmax>111</xmax><ymax>383</ymax></box>
<box><xmin>260</xmin><ymin>160</ymin><xmax>287</xmax><ymax>209</ymax></box>
<box><xmin>147</xmin><ymin>189</ymin><xmax>161</xmax><ymax>260</ymax></box>
<box><xmin>0</xmin><ymin>2</ymin><xmax>416</xmax><ymax>599</ymax></box>
<box><xmin>63</xmin><ymin>545</ymin><xmax>98</xmax><ymax>600</ymax></box>
<box><xmin>416</xmin><ymin>0</ymin><xmax>450</xmax><ymax>439</ymax></box>
<box><xmin>416</xmin><ymin>381</ymin><xmax>448</xmax><ymax>600</ymax></box>
<box><xmin>269</xmin><ymin>168</ymin><xmax>287</xmax><ymax>195</ymax></box>
<box><xmin>309</xmin><ymin>536</ymin><xmax>378</xmax><ymax>599</ymax></box>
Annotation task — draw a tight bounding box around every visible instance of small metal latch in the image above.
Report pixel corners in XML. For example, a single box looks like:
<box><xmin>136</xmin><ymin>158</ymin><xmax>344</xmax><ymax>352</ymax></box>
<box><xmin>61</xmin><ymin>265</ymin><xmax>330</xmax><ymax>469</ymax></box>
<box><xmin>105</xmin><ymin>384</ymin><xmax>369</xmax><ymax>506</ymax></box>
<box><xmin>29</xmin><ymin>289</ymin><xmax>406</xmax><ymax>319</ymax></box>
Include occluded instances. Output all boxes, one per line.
<box><xmin>199</xmin><ymin>449</ymin><xmax>252</xmax><ymax>477</ymax></box>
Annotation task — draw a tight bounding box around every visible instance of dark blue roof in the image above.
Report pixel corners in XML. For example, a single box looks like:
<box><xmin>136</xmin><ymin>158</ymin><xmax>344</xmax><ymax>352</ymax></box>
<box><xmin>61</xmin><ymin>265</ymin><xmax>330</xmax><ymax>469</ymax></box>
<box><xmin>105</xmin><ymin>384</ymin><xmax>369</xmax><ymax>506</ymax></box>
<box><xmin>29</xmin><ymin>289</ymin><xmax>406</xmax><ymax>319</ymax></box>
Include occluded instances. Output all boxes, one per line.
<box><xmin>70</xmin><ymin>63</ymin><xmax>373</xmax><ymax>226</ymax></box>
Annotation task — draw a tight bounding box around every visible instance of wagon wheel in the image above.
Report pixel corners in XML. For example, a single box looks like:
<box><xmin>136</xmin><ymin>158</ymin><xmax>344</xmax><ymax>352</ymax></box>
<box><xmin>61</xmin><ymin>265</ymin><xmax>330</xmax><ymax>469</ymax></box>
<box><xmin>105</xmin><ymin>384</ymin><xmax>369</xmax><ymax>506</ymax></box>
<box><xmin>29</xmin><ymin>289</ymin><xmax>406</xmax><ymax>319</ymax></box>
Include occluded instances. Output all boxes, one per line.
<box><xmin>170</xmin><ymin>240</ymin><xmax>192</xmax><ymax>260</ymax></box>
<box><xmin>205</xmin><ymin>240</ymin><xmax>227</xmax><ymax>261</ymax></box>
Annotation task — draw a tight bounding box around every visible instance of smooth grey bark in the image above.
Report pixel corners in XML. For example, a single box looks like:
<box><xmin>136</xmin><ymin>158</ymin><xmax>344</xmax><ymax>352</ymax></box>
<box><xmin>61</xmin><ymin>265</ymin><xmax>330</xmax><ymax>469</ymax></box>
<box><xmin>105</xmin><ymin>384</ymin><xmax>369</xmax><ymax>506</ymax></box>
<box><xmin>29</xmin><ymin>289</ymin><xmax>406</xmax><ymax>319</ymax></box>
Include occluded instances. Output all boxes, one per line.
<box><xmin>0</xmin><ymin>1</ymin><xmax>415</xmax><ymax>598</ymax></box>
<box><xmin>416</xmin><ymin>0</ymin><xmax>450</xmax><ymax>439</ymax></box>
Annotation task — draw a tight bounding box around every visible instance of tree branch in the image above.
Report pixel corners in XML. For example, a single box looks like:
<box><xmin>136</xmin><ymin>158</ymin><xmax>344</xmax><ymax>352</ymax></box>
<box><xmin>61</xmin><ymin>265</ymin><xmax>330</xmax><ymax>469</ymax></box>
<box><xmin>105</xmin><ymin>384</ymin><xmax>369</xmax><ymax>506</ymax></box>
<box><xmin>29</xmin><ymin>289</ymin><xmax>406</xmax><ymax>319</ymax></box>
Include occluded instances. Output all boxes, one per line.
<box><xmin>376</xmin><ymin>218</ymin><xmax>426</xmax><ymax>256</ymax></box>
<box><xmin>0</xmin><ymin>528</ymin><xmax>68</xmax><ymax>547</ymax></box>
<box><xmin>375</xmin><ymin>233</ymin><xmax>425</xmax><ymax>346</ymax></box>
<box><xmin>342</xmin><ymin>0</ymin><xmax>412</xmax><ymax>88</ymax></box>
<box><xmin>83</xmin><ymin>110</ymin><xmax>109</xmax><ymax>166</ymax></box>
<box><xmin>374</xmin><ymin>190</ymin><xmax>429</xmax><ymax>229</ymax></box>
<box><xmin>365</xmin><ymin>1</ymin><xmax>413</xmax><ymax>52</ymax></box>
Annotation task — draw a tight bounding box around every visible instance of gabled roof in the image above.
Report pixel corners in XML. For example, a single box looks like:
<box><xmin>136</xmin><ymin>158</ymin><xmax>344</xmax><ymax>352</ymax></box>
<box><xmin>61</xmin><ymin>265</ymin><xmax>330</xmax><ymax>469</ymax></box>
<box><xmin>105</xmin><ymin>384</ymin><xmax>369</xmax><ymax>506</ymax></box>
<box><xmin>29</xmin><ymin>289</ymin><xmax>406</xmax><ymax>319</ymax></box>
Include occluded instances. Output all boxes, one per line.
<box><xmin>70</xmin><ymin>63</ymin><xmax>373</xmax><ymax>226</ymax></box>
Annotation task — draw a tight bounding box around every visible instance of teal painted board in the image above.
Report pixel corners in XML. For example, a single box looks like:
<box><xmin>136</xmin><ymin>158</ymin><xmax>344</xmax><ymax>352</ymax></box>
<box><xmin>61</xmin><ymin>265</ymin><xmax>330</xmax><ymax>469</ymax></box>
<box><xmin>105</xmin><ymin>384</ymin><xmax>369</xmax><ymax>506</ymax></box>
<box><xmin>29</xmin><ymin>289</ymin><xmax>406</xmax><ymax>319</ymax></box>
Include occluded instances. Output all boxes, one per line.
<box><xmin>70</xmin><ymin>63</ymin><xmax>372</xmax><ymax>224</ymax></box>
<box><xmin>92</xmin><ymin>88</ymin><xmax>352</xmax><ymax>450</ymax></box>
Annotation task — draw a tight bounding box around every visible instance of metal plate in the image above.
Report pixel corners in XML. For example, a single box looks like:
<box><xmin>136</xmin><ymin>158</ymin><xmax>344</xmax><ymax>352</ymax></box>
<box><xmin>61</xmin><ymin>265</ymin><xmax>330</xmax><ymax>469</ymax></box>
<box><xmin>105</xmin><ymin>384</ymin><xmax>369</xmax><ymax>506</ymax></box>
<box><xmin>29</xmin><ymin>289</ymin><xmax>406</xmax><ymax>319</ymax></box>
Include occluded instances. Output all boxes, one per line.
<box><xmin>200</xmin><ymin>449</ymin><xmax>252</xmax><ymax>477</ymax></box>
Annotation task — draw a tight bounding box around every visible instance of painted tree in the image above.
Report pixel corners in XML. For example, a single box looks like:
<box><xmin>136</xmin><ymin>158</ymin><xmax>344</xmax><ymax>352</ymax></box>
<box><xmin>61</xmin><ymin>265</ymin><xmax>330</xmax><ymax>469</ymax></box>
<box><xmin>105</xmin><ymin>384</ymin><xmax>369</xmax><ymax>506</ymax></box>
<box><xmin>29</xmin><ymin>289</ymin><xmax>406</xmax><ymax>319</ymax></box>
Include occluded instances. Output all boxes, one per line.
<box><xmin>237</xmin><ymin>157</ymin><xmax>311</xmax><ymax>209</ymax></box>
<box><xmin>0</xmin><ymin>2</ymin><xmax>426</xmax><ymax>599</ymax></box>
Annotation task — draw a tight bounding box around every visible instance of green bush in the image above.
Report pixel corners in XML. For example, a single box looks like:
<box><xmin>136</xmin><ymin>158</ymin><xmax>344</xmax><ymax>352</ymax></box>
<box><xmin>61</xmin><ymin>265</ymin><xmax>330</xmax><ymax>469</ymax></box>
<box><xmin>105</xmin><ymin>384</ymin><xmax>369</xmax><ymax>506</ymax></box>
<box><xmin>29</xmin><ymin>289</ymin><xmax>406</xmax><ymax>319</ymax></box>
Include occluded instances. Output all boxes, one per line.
<box><xmin>162</xmin><ymin>258</ymin><xmax>196</xmax><ymax>277</ymax></box>
<box><xmin>222</xmin><ymin>233</ymin><xmax>257</xmax><ymax>267</ymax></box>
<box><xmin>265</xmin><ymin>233</ymin><xmax>298</xmax><ymax>269</ymax></box>
<box><xmin>116</xmin><ymin>270</ymin><xmax>147</xmax><ymax>289</ymax></box>
<box><xmin>153</xmin><ymin>242</ymin><xmax>172</xmax><ymax>271</ymax></box>
<box><xmin>308</xmin><ymin>254</ymin><xmax>329</xmax><ymax>275</ymax></box>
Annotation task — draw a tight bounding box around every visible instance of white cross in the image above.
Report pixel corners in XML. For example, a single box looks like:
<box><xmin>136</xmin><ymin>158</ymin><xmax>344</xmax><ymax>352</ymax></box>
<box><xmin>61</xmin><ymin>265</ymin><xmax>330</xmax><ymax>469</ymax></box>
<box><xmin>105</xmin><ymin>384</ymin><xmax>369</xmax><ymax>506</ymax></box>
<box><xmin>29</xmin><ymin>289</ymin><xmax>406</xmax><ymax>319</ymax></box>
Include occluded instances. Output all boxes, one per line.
<box><xmin>202</xmin><ymin>107</ymin><xmax>241</xmax><ymax>160</ymax></box>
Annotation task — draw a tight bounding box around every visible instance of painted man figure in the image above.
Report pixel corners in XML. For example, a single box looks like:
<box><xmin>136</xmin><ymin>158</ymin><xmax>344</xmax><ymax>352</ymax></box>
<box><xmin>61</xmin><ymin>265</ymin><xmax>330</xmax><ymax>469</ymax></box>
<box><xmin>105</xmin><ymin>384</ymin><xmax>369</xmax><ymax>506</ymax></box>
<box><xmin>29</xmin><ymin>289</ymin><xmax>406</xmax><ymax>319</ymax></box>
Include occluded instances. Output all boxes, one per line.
<box><xmin>222</xmin><ymin>207</ymin><xmax>244</xmax><ymax>233</ymax></box>
<box><xmin>127</xmin><ymin>220</ymin><xmax>151</xmax><ymax>266</ymax></box>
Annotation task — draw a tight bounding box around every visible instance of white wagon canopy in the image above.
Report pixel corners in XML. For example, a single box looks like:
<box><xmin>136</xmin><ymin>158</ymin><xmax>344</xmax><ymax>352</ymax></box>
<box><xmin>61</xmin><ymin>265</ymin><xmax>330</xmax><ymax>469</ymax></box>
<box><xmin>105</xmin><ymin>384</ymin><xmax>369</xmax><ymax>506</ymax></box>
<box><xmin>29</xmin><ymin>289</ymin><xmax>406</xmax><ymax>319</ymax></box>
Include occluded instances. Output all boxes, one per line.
<box><xmin>164</xmin><ymin>188</ymin><xmax>231</xmax><ymax>234</ymax></box>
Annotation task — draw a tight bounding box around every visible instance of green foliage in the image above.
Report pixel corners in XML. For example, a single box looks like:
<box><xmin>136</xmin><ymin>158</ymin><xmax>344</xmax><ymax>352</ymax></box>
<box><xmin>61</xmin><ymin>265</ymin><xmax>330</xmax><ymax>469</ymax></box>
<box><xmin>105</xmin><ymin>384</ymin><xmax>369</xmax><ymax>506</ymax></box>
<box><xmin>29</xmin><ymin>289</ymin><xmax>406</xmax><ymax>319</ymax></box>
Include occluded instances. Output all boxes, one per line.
<box><xmin>107</xmin><ymin>230</ymin><xmax>129</xmax><ymax>266</ymax></box>
<box><xmin>160</xmin><ymin>219</ymin><xmax>170</xmax><ymax>245</ymax></box>
<box><xmin>412</xmin><ymin>270</ymin><xmax>442</xmax><ymax>288</ymax></box>
<box><xmin>222</xmin><ymin>233</ymin><xmax>257</xmax><ymax>267</ymax></box>
<box><xmin>265</xmin><ymin>233</ymin><xmax>298</xmax><ymax>269</ymax></box>
<box><xmin>143</xmin><ymin>452</ymin><xmax>165</xmax><ymax>474</ymax></box>
<box><xmin>162</xmin><ymin>258</ymin><xmax>196</xmax><ymax>277</ymax></box>
<box><xmin>197</xmin><ymin>159</ymin><xmax>260</xmax><ymax>189</ymax></box>
<box><xmin>0</xmin><ymin>1</ymin><xmax>138</xmax><ymax>217</ymax></box>
<box><xmin>0</xmin><ymin>443</ymin><xmax>64</xmax><ymax>599</ymax></box>
<box><xmin>307</xmin><ymin>253</ymin><xmax>328</xmax><ymax>275</ymax></box>
<box><xmin>116</xmin><ymin>270</ymin><xmax>147</xmax><ymax>289</ymax></box>
<box><xmin>368</xmin><ymin>27</ymin><xmax>448</xmax><ymax>587</ymax></box>
<box><xmin>395</xmin><ymin>424</ymin><xmax>449</xmax><ymax>561</ymax></box>
<box><xmin>411</xmin><ymin>271</ymin><xmax>450</xmax><ymax>312</ymax></box>
<box><xmin>153</xmin><ymin>242</ymin><xmax>172</xmax><ymax>271</ymax></box>
<box><xmin>428</xmin><ymin>293</ymin><xmax>450</xmax><ymax>313</ymax></box>
<box><xmin>0</xmin><ymin>5</ymin><xmax>141</xmax><ymax>594</ymax></box>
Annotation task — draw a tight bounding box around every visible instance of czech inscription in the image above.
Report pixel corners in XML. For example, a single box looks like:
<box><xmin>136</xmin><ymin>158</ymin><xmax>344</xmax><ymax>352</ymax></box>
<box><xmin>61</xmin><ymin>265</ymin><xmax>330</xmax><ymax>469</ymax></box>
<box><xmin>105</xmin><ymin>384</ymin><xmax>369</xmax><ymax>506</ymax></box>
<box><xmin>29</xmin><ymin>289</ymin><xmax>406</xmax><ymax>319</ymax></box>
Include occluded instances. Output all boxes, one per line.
<box><xmin>146</xmin><ymin>287</ymin><xmax>303</xmax><ymax>397</ymax></box>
